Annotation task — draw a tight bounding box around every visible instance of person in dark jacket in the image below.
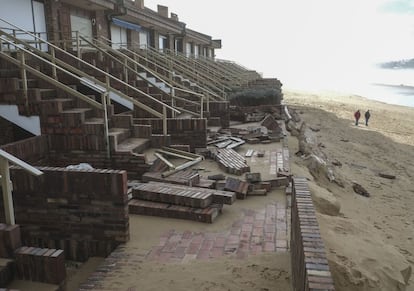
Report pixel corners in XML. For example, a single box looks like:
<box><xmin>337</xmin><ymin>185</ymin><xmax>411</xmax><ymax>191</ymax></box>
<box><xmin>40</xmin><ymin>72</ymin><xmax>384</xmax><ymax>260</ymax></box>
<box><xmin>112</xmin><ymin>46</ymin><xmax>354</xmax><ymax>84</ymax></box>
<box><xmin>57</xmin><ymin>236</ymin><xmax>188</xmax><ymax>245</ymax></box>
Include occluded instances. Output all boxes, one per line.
<box><xmin>365</xmin><ymin>110</ymin><xmax>371</xmax><ymax>126</ymax></box>
<box><xmin>354</xmin><ymin>110</ymin><xmax>361</xmax><ymax>126</ymax></box>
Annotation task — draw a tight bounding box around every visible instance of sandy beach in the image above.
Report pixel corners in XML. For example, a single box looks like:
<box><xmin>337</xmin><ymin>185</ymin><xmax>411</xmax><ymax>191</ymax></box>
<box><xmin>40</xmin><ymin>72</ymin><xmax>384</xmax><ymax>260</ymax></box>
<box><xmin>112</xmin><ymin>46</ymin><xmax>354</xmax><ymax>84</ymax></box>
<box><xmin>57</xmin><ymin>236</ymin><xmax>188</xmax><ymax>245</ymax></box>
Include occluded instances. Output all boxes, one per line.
<box><xmin>8</xmin><ymin>90</ymin><xmax>413</xmax><ymax>291</ymax></box>
<box><xmin>285</xmin><ymin>90</ymin><xmax>414</xmax><ymax>291</ymax></box>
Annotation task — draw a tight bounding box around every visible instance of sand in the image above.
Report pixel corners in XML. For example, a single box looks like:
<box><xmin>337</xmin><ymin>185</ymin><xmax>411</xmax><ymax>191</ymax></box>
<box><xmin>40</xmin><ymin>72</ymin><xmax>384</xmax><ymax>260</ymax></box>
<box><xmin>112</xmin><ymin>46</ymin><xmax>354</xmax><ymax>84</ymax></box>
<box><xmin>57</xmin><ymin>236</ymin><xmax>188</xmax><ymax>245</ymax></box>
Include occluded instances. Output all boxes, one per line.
<box><xmin>284</xmin><ymin>90</ymin><xmax>414</xmax><ymax>291</ymax></box>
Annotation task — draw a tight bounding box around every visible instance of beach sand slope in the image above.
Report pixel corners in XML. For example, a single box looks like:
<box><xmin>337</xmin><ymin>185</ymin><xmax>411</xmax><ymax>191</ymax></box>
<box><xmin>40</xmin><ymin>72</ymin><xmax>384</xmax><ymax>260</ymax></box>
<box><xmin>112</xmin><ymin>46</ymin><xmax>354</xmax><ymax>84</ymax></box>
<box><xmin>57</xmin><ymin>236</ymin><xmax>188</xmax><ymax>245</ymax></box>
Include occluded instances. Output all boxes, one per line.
<box><xmin>285</xmin><ymin>90</ymin><xmax>414</xmax><ymax>291</ymax></box>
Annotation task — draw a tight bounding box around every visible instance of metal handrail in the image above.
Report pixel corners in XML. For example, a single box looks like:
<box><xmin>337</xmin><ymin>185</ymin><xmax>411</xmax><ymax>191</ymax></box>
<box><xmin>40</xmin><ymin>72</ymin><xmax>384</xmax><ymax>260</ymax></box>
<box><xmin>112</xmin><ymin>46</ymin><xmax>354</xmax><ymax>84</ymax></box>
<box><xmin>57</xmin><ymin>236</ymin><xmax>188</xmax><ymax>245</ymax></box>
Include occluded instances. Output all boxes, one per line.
<box><xmin>0</xmin><ymin>18</ymin><xmax>179</xmax><ymax>132</ymax></box>
<box><xmin>141</xmin><ymin>45</ymin><xmax>227</xmax><ymax>99</ymax></box>
<box><xmin>83</xmin><ymin>36</ymin><xmax>203</xmax><ymax>117</ymax></box>
<box><xmin>164</xmin><ymin>48</ymin><xmax>240</xmax><ymax>87</ymax></box>
<box><xmin>0</xmin><ymin>36</ymin><xmax>102</xmax><ymax>109</ymax></box>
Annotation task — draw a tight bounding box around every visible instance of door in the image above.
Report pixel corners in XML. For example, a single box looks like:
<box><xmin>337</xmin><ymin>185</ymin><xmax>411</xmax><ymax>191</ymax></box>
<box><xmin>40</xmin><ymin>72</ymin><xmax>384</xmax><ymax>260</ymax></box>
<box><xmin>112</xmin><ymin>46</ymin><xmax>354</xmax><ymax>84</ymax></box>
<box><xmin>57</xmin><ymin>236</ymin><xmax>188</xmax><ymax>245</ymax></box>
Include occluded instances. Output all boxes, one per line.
<box><xmin>110</xmin><ymin>24</ymin><xmax>127</xmax><ymax>49</ymax></box>
<box><xmin>70</xmin><ymin>14</ymin><xmax>93</xmax><ymax>44</ymax></box>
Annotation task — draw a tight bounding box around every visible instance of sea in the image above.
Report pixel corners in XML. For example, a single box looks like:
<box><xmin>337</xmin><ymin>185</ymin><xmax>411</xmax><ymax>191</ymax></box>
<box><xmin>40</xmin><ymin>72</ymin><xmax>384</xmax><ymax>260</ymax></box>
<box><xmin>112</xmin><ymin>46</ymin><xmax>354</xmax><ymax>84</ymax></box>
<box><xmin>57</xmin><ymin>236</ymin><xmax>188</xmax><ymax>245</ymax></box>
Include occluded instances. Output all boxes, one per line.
<box><xmin>283</xmin><ymin>66</ymin><xmax>414</xmax><ymax>108</ymax></box>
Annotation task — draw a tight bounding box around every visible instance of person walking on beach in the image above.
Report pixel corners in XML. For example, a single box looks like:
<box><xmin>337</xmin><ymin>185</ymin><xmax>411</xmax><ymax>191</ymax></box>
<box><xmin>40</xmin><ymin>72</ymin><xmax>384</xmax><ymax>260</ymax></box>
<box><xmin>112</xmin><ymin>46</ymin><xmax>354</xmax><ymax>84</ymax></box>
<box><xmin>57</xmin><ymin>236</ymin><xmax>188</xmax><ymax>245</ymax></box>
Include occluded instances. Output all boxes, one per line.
<box><xmin>365</xmin><ymin>110</ymin><xmax>371</xmax><ymax>126</ymax></box>
<box><xmin>354</xmin><ymin>110</ymin><xmax>361</xmax><ymax>126</ymax></box>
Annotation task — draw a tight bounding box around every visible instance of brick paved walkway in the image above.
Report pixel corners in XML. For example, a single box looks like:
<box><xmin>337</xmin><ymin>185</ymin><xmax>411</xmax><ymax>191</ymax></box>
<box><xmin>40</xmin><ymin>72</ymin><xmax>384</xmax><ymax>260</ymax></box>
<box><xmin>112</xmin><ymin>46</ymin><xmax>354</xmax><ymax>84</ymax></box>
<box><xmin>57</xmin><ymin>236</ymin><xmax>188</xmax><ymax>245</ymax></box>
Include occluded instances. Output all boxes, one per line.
<box><xmin>80</xmin><ymin>201</ymin><xmax>288</xmax><ymax>290</ymax></box>
<box><xmin>146</xmin><ymin>202</ymin><xmax>288</xmax><ymax>263</ymax></box>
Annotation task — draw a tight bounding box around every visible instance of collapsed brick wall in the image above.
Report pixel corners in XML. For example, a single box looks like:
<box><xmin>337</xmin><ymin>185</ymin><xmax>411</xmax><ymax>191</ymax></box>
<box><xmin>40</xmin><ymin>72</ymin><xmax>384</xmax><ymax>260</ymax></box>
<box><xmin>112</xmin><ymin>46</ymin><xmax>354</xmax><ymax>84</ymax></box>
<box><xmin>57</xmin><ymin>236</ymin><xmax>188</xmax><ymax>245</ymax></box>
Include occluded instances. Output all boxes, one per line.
<box><xmin>291</xmin><ymin>177</ymin><xmax>335</xmax><ymax>291</ymax></box>
<box><xmin>134</xmin><ymin>118</ymin><xmax>207</xmax><ymax>150</ymax></box>
<box><xmin>0</xmin><ymin>166</ymin><xmax>129</xmax><ymax>262</ymax></box>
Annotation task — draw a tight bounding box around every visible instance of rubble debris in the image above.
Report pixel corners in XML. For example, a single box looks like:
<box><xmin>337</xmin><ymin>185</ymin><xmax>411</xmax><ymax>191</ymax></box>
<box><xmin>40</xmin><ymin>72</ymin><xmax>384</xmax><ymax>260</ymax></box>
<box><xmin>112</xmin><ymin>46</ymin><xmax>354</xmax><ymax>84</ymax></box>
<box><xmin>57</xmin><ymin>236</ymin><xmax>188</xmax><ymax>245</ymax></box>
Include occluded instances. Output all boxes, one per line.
<box><xmin>261</xmin><ymin>115</ymin><xmax>283</xmax><ymax>134</ymax></box>
<box><xmin>129</xmin><ymin>200</ymin><xmax>223</xmax><ymax>223</ymax></box>
<box><xmin>245</xmin><ymin>149</ymin><xmax>254</xmax><ymax>157</ymax></box>
<box><xmin>378</xmin><ymin>173</ymin><xmax>396</xmax><ymax>180</ymax></box>
<box><xmin>142</xmin><ymin>169</ymin><xmax>200</xmax><ymax>186</ymax></box>
<box><xmin>151</xmin><ymin>147</ymin><xmax>204</xmax><ymax>178</ymax></box>
<box><xmin>332</xmin><ymin>159</ymin><xmax>342</xmax><ymax>167</ymax></box>
<box><xmin>309</xmin><ymin>126</ymin><xmax>320</xmax><ymax>132</ymax></box>
<box><xmin>245</xmin><ymin>172</ymin><xmax>261</xmax><ymax>183</ymax></box>
<box><xmin>207</xmin><ymin>174</ymin><xmax>226</xmax><ymax>181</ymax></box>
<box><xmin>352</xmin><ymin>182</ymin><xmax>370</xmax><ymax>197</ymax></box>
<box><xmin>210</xmin><ymin>148</ymin><xmax>250</xmax><ymax>175</ymax></box>
<box><xmin>208</xmin><ymin>136</ymin><xmax>245</xmax><ymax>149</ymax></box>
<box><xmin>65</xmin><ymin>163</ymin><xmax>93</xmax><ymax>170</ymax></box>
<box><xmin>224</xmin><ymin>177</ymin><xmax>250</xmax><ymax>199</ymax></box>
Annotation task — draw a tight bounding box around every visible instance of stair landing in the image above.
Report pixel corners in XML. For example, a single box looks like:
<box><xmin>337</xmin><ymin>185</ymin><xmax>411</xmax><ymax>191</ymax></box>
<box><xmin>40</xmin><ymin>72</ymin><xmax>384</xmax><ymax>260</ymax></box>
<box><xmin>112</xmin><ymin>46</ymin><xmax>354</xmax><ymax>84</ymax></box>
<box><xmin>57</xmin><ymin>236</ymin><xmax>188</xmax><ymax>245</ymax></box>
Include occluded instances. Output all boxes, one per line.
<box><xmin>116</xmin><ymin>138</ymin><xmax>150</xmax><ymax>154</ymax></box>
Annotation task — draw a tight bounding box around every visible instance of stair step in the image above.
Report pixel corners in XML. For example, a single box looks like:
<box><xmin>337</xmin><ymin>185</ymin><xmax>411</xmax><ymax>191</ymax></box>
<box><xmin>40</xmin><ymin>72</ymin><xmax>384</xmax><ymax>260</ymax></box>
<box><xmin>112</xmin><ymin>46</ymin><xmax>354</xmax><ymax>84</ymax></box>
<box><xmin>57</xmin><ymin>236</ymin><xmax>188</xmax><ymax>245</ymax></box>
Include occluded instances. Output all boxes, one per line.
<box><xmin>40</xmin><ymin>98</ymin><xmax>73</xmax><ymax>114</ymax></box>
<box><xmin>115</xmin><ymin>137</ymin><xmax>150</xmax><ymax>153</ymax></box>
<box><xmin>39</xmin><ymin>89</ymin><xmax>56</xmax><ymax>100</ymax></box>
<box><xmin>0</xmin><ymin>69</ymin><xmax>20</xmax><ymax>78</ymax></box>
<box><xmin>83</xmin><ymin>118</ymin><xmax>105</xmax><ymax>135</ymax></box>
<box><xmin>109</xmin><ymin>127</ymin><xmax>131</xmax><ymax>150</ymax></box>
<box><xmin>61</xmin><ymin>108</ymin><xmax>93</xmax><ymax>127</ymax></box>
<box><xmin>18</xmin><ymin>79</ymin><xmax>38</xmax><ymax>88</ymax></box>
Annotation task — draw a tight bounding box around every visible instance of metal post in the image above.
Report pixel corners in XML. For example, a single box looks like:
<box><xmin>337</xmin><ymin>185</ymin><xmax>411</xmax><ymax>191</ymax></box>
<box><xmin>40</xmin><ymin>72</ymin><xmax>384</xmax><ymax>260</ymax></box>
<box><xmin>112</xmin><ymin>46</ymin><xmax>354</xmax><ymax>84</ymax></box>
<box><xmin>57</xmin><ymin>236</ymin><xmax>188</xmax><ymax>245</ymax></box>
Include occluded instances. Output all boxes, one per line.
<box><xmin>101</xmin><ymin>93</ymin><xmax>111</xmax><ymax>159</ymax></box>
<box><xmin>171</xmin><ymin>87</ymin><xmax>176</xmax><ymax>118</ymax></box>
<box><xmin>76</xmin><ymin>31</ymin><xmax>81</xmax><ymax>58</ymax></box>
<box><xmin>200</xmin><ymin>96</ymin><xmax>204</xmax><ymax>119</ymax></box>
<box><xmin>0</xmin><ymin>158</ymin><xmax>15</xmax><ymax>225</ymax></box>
<box><xmin>124</xmin><ymin>58</ymin><xmax>128</xmax><ymax>87</ymax></box>
<box><xmin>51</xmin><ymin>47</ymin><xmax>57</xmax><ymax>80</ymax></box>
<box><xmin>163</xmin><ymin>106</ymin><xmax>167</xmax><ymax>136</ymax></box>
<box><xmin>19</xmin><ymin>52</ymin><xmax>28</xmax><ymax>111</ymax></box>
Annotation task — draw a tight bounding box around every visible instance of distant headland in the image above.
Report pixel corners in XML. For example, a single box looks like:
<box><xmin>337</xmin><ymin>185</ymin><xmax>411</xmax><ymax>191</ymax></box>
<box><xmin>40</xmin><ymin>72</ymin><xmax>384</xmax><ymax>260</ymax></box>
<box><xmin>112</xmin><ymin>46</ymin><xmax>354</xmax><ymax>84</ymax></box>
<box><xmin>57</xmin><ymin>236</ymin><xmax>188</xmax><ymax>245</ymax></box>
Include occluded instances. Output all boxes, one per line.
<box><xmin>379</xmin><ymin>58</ymin><xmax>414</xmax><ymax>69</ymax></box>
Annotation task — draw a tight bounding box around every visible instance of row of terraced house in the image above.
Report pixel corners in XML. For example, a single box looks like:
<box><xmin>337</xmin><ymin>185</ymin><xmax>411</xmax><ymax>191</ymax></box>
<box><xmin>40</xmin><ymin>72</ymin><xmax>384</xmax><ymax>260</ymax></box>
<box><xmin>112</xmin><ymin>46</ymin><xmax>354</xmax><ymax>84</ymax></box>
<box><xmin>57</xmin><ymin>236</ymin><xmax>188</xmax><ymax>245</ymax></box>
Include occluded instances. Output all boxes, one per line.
<box><xmin>0</xmin><ymin>1</ymin><xmax>334</xmax><ymax>290</ymax></box>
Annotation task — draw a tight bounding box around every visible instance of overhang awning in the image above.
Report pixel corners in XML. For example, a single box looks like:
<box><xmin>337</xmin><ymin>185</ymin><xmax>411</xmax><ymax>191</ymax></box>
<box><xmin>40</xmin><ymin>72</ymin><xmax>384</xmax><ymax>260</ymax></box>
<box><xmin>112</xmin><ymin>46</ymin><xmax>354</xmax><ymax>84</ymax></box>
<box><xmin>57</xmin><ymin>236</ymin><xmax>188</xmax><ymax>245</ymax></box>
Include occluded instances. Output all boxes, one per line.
<box><xmin>112</xmin><ymin>18</ymin><xmax>142</xmax><ymax>32</ymax></box>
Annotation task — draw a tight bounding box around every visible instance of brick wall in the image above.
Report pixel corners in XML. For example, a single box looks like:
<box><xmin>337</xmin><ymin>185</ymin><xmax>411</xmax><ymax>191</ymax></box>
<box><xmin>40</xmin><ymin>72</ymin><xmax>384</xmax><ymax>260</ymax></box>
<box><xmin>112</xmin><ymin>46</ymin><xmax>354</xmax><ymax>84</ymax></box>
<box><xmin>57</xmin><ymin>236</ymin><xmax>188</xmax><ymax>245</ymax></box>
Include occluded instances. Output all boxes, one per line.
<box><xmin>0</xmin><ymin>136</ymin><xmax>49</xmax><ymax>163</ymax></box>
<box><xmin>290</xmin><ymin>177</ymin><xmax>335</xmax><ymax>291</ymax></box>
<box><xmin>0</xmin><ymin>166</ymin><xmax>129</xmax><ymax>262</ymax></box>
<box><xmin>134</xmin><ymin>118</ymin><xmax>207</xmax><ymax>150</ymax></box>
<box><xmin>208</xmin><ymin>101</ymin><xmax>229</xmax><ymax>128</ymax></box>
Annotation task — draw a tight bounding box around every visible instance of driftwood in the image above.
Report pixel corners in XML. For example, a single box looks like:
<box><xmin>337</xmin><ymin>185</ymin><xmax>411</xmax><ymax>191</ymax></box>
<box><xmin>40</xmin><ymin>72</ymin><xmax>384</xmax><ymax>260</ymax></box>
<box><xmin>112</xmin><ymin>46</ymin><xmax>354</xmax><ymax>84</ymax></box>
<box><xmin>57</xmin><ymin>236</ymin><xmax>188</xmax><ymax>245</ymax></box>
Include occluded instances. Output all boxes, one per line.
<box><xmin>378</xmin><ymin>173</ymin><xmax>396</xmax><ymax>180</ymax></box>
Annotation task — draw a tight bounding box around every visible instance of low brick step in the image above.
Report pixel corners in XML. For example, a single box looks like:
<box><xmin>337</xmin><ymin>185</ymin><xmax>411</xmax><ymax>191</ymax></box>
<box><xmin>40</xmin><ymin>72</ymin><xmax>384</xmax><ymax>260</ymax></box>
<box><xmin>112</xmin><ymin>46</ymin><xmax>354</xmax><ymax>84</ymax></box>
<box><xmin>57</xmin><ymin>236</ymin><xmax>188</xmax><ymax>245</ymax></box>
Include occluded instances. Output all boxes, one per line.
<box><xmin>142</xmin><ymin>169</ymin><xmax>200</xmax><ymax>186</ymax></box>
<box><xmin>115</xmin><ymin>137</ymin><xmax>151</xmax><ymax>154</ymax></box>
<box><xmin>210</xmin><ymin>148</ymin><xmax>250</xmax><ymax>175</ymax></box>
<box><xmin>129</xmin><ymin>199</ymin><xmax>223</xmax><ymax>223</ymax></box>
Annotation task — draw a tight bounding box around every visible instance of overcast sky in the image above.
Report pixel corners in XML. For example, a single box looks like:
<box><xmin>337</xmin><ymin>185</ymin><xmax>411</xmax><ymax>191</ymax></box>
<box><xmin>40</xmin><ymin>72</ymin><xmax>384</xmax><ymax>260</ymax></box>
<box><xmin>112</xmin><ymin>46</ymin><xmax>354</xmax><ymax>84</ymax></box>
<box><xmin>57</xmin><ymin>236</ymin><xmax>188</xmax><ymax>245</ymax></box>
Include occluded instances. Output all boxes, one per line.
<box><xmin>144</xmin><ymin>0</ymin><xmax>414</xmax><ymax>90</ymax></box>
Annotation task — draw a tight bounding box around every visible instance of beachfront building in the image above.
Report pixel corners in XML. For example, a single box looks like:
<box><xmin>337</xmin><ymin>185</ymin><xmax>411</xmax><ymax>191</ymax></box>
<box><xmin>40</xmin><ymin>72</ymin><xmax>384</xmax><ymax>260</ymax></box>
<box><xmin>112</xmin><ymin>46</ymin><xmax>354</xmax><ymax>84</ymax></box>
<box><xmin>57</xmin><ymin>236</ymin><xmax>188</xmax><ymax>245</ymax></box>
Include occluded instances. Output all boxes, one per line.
<box><xmin>0</xmin><ymin>1</ymin><xmax>332</xmax><ymax>290</ymax></box>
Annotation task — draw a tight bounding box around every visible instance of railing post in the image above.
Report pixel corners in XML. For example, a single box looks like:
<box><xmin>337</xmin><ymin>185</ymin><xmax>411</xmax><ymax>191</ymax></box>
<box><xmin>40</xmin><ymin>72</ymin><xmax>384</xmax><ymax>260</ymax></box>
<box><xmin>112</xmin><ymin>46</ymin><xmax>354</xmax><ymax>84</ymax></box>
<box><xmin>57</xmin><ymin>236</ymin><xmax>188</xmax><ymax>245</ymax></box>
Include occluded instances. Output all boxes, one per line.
<box><xmin>76</xmin><ymin>31</ymin><xmax>81</xmax><ymax>58</ymax></box>
<box><xmin>124</xmin><ymin>58</ymin><xmax>128</xmax><ymax>91</ymax></box>
<box><xmin>101</xmin><ymin>92</ymin><xmax>111</xmax><ymax>159</ymax></box>
<box><xmin>105</xmin><ymin>75</ymin><xmax>111</xmax><ymax>105</ymax></box>
<box><xmin>200</xmin><ymin>96</ymin><xmax>204</xmax><ymax>119</ymax></box>
<box><xmin>0</xmin><ymin>158</ymin><xmax>15</xmax><ymax>225</ymax></box>
<box><xmin>51</xmin><ymin>47</ymin><xmax>57</xmax><ymax>80</ymax></box>
<box><xmin>19</xmin><ymin>52</ymin><xmax>29</xmax><ymax>111</ymax></box>
<box><xmin>163</xmin><ymin>106</ymin><xmax>167</xmax><ymax>136</ymax></box>
<box><xmin>171</xmin><ymin>87</ymin><xmax>176</xmax><ymax>118</ymax></box>
<box><xmin>206</xmin><ymin>95</ymin><xmax>210</xmax><ymax>112</ymax></box>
